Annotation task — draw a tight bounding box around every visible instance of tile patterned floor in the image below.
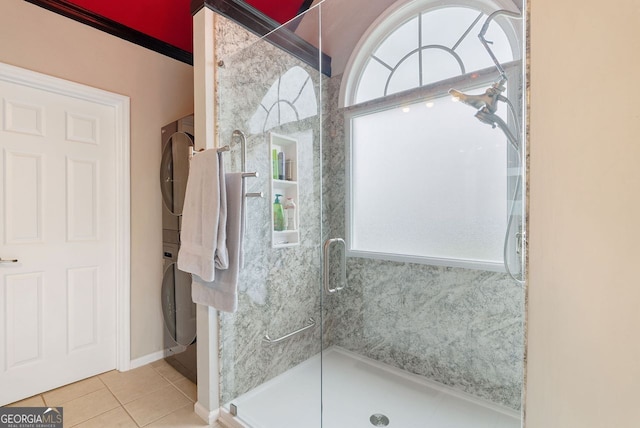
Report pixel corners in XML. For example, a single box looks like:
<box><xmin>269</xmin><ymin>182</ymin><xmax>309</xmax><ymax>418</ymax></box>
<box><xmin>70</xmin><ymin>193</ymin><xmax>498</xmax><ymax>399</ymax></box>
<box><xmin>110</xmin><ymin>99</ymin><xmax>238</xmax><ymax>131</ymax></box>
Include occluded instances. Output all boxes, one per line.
<box><xmin>4</xmin><ymin>359</ymin><xmax>226</xmax><ymax>428</ymax></box>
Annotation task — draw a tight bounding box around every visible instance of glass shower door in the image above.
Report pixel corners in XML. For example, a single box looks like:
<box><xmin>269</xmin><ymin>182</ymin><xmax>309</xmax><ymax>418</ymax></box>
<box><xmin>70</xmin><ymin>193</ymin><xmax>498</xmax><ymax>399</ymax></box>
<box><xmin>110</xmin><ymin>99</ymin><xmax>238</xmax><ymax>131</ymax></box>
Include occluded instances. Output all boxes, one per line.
<box><xmin>216</xmin><ymin>6</ymin><xmax>325</xmax><ymax>428</ymax></box>
<box><xmin>317</xmin><ymin>0</ymin><xmax>526</xmax><ymax>426</ymax></box>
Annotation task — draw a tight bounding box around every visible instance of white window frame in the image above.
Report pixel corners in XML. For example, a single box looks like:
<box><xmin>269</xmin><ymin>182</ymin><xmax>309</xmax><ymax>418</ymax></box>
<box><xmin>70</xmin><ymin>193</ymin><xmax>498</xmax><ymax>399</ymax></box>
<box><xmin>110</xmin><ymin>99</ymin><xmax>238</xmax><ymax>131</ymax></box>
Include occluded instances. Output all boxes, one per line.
<box><xmin>345</xmin><ymin>61</ymin><xmax>520</xmax><ymax>272</ymax></box>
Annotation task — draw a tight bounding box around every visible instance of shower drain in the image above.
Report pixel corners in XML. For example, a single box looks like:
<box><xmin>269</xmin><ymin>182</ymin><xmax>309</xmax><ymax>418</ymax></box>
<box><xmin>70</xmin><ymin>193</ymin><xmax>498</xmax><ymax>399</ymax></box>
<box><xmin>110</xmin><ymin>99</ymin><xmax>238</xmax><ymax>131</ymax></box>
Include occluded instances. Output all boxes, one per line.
<box><xmin>370</xmin><ymin>414</ymin><xmax>390</xmax><ymax>426</ymax></box>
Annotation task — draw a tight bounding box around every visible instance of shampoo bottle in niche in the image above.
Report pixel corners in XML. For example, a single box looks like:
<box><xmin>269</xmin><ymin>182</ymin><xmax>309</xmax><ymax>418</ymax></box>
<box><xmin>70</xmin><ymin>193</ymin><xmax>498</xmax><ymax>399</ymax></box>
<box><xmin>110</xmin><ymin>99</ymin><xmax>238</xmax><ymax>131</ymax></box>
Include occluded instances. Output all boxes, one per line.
<box><xmin>278</xmin><ymin>152</ymin><xmax>285</xmax><ymax>180</ymax></box>
<box><xmin>284</xmin><ymin>197</ymin><xmax>296</xmax><ymax>230</ymax></box>
<box><xmin>272</xmin><ymin>149</ymin><xmax>279</xmax><ymax>179</ymax></box>
<box><xmin>273</xmin><ymin>194</ymin><xmax>285</xmax><ymax>231</ymax></box>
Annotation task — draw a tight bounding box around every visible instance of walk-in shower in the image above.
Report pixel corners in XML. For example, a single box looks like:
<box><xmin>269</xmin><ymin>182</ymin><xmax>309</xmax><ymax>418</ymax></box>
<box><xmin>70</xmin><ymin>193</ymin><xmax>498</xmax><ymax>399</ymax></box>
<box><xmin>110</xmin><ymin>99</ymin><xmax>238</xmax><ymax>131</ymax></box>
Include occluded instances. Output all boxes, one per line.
<box><xmin>212</xmin><ymin>0</ymin><xmax>526</xmax><ymax>427</ymax></box>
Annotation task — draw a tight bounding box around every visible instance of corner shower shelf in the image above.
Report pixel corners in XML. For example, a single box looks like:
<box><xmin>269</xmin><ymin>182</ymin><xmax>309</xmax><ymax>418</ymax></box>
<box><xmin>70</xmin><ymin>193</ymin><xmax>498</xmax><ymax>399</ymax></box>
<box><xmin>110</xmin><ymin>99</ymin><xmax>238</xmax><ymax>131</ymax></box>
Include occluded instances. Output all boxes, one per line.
<box><xmin>270</xmin><ymin>133</ymin><xmax>299</xmax><ymax>248</ymax></box>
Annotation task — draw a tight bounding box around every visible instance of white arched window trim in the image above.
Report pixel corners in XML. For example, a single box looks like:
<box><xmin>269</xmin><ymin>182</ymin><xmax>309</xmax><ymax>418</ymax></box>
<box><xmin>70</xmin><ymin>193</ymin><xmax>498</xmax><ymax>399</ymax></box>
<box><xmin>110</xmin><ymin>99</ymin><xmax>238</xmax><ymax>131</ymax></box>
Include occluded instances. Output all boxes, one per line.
<box><xmin>339</xmin><ymin>0</ymin><xmax>522</xmax><ymax>108</ymax></box>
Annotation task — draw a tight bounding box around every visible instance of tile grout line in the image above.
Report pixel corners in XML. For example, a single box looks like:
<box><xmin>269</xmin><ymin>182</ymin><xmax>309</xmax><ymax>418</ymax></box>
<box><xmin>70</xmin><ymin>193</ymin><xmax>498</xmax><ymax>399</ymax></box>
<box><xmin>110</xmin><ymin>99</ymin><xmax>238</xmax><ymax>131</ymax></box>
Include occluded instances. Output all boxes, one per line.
<box><xmin>93</xmin><ymin>374</ymin><xmax>143</xmax><ymax>427</ymax></box>
<box><xmin>70</xmin><ymin>378</ymin><xmax>122</xmax><ymax>428</ymax></box>
<box><xmin>115</xmin><ymin>364</ymin><xmax>192</xmax><ymax>427</ymax></box>
<box><xmin>134</xmin><ymin>364</ymin><xmax>197</xmax><ymax>427</ymax></box>
<box><xmin>149</xmin><ymin>364</ymin><xmax>197</xmax><ymax>405</ymax></box>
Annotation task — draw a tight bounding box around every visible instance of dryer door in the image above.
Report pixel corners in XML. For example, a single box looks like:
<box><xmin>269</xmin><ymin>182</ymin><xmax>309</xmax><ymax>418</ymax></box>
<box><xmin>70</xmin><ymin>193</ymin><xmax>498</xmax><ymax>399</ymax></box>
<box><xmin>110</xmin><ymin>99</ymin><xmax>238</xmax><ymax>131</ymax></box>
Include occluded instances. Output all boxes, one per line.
<box><xmin>160</xmin><ymin>132</ymin><xmax>194</xmax><ymax>216</ymax></box>
<box><xmin>162</xmin><ymin>261</ymin><xmax>197</xmax><ymax>346</ymax></box>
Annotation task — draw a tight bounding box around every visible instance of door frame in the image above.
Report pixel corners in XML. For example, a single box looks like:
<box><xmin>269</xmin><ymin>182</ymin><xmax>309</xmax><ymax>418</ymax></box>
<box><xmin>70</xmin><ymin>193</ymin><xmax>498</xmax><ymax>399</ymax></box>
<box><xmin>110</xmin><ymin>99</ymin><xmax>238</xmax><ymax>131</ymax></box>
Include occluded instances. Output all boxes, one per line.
<box><xmin>0</xmin><ymin>62</ymin><xmax>131</xmax><ymax>372</ymax></box>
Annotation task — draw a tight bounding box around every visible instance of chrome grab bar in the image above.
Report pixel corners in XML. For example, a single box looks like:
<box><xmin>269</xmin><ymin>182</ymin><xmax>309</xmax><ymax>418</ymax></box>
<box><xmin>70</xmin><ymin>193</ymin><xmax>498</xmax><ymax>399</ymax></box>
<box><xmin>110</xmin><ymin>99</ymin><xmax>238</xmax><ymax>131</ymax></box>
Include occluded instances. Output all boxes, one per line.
<box><xmin>0</xmin><ymin>258</ymin><xmax>18</xmax><ymax>263</ymax></box>
<box><xmin>323</xmin><ymin>238</ymin><xmax>346</xmax><ymax>294</ymax></box>
<box><xmin>232</xmin><ymin>129</ymin><xmax>248</xmax><ymax>173</ymax></box>
<box><xmin>263</xmin><ymin>317</ymin><xmax>316</xmax><ymax>344</ymax></box>
<box><xmin>232</xmin><ymin>131</ymin><xmax>262</xmax><ymax>199</ymax></box>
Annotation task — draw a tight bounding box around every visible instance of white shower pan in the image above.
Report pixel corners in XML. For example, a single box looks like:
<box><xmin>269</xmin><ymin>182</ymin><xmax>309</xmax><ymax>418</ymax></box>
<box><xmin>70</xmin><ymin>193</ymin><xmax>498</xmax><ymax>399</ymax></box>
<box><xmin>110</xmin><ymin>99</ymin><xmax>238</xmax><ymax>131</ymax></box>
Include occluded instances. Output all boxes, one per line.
<box><xmin>220</xmin><ymin>347</ymin><xmax>520</xmax><ymax>428</ymax></box>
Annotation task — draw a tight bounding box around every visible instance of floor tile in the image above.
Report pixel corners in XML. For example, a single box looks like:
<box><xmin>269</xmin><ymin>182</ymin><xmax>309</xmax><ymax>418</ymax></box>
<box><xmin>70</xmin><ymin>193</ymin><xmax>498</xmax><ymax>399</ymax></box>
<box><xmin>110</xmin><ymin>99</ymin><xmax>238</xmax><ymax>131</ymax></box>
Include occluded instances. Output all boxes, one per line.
<box><xmin>3</xmin><ymin>363</ymin><xmax>210</xmax><ymax>428</ymax></box>
<box><xmin>100</xmin><ymin>366</ymin><xmax>170</xmax><ymax>404</ymax></box>
<box><xmin>123</xmin><ymin>384</ymin><xmax>191</xmax><ymax>426</ymax></box>
<box><xmin>61</xmin><ymin>388</ymin><xmax>120</xmax><ymax>427</ymax></box>
<box><xmin>43</xmin><ymin>377</ymin><xmax>105</xmax><ymax>407</ymax></box>
<box><xmin>73</xmin><ymin>407</ymin><xmax>138</xmax><ymax>428</ymax></box>
<box><xmin>146</xmin><ymin>404</ymin><xmax>208</xmax><ymax>427</ymax></box>
<box><xmin>6</xmin><ymin>395</ymin><xmax>46</xmax><ymax>407</ymax></box>
<box><xmin>150</xmin><ymin>359</ymin><xmax>166</xmax><ymax>369</ymax></box>
<box><xmin>173</xmin><ymin>378</ymin><xmax>197</xmax><ymax>402</ymax></box>
<box><xmin>151</xmin><ymin>360</ymin><xmax>186</xmax><ymax>383</ymax></box>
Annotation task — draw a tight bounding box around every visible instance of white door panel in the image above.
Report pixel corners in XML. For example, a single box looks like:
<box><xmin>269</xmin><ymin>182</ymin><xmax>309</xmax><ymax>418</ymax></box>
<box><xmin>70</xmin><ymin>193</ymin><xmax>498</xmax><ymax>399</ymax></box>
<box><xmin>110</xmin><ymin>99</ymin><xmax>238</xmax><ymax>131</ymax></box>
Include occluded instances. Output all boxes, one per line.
<box><xmin>0</xmin><ymin>73</ymin><xmax>119</xmax><ymax>405</ymax></box>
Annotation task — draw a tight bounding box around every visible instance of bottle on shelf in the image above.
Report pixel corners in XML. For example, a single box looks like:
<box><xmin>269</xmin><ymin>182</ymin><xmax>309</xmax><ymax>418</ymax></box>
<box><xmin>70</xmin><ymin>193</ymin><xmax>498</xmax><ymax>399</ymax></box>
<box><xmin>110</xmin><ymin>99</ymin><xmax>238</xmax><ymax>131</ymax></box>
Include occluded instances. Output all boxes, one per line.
<box><xmin>278</xmin><ymin>152</ymin><xmax>285</xmax><ymax>180</ymax></box>
<box><xmin>273</xmin><ymin>194</ymin><xmax>285</xmax><ymax>231</ymax></box>
<box><xmin>284</xmin><ymin>197</ymin><xmax>296</xmax><ymax>230</ymax></box>
<box><xmin>272</xmin><ymin>149</ymin><xmax>279</xmax><ymax>179</ymax></box>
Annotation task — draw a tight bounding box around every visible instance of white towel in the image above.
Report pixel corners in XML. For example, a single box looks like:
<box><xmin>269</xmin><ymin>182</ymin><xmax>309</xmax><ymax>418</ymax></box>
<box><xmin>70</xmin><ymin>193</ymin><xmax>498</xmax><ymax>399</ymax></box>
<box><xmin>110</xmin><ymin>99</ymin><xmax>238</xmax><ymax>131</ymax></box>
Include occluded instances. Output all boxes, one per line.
<box><xmin>177</xmin><ymin>150</ymin><xmax>228</xmax><ymax>282</ymax></box>
<box><xmin>191</xmin><ymin>172</ymin><xmax>245</xmax><ymax>313</ymax></box>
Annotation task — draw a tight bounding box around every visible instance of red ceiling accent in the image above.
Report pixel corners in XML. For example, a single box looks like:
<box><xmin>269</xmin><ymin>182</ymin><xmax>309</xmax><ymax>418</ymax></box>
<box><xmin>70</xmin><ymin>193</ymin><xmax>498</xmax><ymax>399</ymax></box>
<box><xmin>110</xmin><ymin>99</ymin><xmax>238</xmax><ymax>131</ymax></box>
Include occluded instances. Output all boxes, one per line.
<box><xmin>60</xmin><ymin>0</ymin><xmax>307</xmax><ymax>54</ymax></box>
<box><xmin>66</xmin><ymin>0</ymin><xmax>193</xmax><ymax>52</ymax></box>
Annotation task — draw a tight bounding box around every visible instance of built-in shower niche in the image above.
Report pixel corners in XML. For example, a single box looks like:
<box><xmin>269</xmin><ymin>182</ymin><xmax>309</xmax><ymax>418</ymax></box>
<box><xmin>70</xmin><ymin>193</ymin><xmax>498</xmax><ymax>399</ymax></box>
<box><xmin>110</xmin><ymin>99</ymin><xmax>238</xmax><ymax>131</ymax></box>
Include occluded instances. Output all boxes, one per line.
<box><xmin>270</xmin><ymin>133</ymin><xmax>299</xmax><ymax>248</ymax></box>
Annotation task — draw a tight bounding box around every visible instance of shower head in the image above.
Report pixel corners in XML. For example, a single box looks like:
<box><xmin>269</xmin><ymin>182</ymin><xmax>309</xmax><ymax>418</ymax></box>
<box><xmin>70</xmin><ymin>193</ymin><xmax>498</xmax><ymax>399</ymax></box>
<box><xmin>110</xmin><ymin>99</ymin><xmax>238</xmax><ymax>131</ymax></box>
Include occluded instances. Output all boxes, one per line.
<box><xmin>449</xmin><ymin>88</ymin><xmax>495</xmax><ymax>111</ymax></box>
<box><xmin>448</xmin><ymin>79</ymin><xmax>506</xmax><ymax>114</ymax></box>
<box><xmin>448</xmin><ymin>8</ymin><xmax>524</xmax><ymax>157</ymax></box>
<box><xmin>449</xmin><ymin>79</ymin><xmax>519</xmax><ymax>150</ymax></box>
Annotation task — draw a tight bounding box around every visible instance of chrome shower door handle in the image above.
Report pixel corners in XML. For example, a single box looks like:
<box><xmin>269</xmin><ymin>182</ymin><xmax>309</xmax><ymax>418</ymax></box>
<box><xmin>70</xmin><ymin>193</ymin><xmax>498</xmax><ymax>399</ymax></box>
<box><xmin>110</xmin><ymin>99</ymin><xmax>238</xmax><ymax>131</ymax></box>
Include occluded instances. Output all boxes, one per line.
<box><xmin>323</xmin><ymin>238</ymin><xmax>346</xmax><ymax>294</ymax></box>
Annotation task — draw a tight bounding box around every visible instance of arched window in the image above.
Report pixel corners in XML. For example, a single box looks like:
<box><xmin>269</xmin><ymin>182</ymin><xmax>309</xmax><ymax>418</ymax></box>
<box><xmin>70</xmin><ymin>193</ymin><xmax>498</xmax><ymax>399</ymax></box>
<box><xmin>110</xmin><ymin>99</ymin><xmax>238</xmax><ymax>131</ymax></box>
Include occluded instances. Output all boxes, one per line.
<box><xmin>344</xmin><ymin>1</ymin><xmax>523</xmax><ymax>271</ymax></box>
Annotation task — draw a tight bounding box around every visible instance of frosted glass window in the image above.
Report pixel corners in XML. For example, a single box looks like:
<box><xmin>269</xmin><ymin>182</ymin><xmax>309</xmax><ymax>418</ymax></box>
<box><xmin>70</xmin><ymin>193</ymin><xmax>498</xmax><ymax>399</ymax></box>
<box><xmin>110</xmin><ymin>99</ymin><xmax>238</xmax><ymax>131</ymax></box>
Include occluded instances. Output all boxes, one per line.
<box><xmin>374</xmin><ymin>17</ymin><xmax>419</xmax><ymax>67</ymax></box>
<box><xmin>355</xmin><ymin>58</ymin><xmax>390</xmax><ymax>104</ymax></box>
<box><xmin>421</xmin><ymin>49</ymin><xmax>463</xmax><ymax>86</ymax></box>
<box><xmin>386</xmin><ymin>53</ymin><xmax>420</xmax><ymax>95</ymax></box>
<box><xmin>346</xmin><ymin>2</ymin><xmax>521</xmax><ymax>269</ymax></box>
<box><xmin>420</xmin><ymin>8</ymin><xmax>483</xmax><ymax>47</ymax></box>
<box><xmin>349</xmin><ymin>95</ymin><xmax>507</xmax><ymax>264</ymax></box>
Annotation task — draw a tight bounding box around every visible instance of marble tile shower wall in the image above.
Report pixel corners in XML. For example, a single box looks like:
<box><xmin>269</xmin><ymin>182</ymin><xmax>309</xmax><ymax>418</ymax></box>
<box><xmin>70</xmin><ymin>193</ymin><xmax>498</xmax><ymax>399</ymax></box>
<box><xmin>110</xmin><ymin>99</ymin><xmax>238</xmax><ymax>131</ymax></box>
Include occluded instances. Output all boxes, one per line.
<box><xmin>215</xmin><ymin>16</ymin><xmax>324</xmax><ymax>405</ymax></box>
<box><xmin>322</xmin><ymin>73</ymin><xmax>524</xmax><ymax>410</ymax></box>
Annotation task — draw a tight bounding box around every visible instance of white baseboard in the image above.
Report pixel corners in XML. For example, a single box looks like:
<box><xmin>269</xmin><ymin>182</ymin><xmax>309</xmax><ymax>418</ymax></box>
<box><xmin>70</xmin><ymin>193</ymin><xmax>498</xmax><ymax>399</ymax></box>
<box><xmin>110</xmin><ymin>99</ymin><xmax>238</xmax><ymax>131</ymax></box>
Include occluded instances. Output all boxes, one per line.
<box><xmin>129</xmin><ymin>350</ymin><xmax>166</xmax><ymax>370</ymax></box>
<box><xmin>194</xmin><ymin>402</ymin><xmax>220</xmax><ymax>425</ymax></box>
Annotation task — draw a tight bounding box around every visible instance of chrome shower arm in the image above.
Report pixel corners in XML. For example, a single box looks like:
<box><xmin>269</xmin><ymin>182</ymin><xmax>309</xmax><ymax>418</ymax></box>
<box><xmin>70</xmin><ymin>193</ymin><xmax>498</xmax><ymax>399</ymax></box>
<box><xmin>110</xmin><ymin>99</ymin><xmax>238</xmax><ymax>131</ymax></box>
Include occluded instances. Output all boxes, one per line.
<box><xmin>478</xmin><ymin>9</ymin><xmax>522</xmax><ymax>82</ymax></box>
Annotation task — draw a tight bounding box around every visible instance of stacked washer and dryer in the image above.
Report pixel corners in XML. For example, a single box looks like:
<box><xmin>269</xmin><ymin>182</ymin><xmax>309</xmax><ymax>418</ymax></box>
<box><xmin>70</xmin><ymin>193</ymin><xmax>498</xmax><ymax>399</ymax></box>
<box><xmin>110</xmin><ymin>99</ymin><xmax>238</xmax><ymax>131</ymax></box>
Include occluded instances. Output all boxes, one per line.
<box><xmin>160</xmin><ymin>115</ymin><xmax>197</xmax><ymax>383</ymax></box>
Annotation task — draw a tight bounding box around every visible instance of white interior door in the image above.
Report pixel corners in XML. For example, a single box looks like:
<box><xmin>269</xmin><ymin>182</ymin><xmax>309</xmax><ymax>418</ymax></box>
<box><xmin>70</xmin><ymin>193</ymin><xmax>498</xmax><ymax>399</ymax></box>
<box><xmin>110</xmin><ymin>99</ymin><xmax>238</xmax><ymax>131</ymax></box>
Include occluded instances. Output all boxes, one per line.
<box><xmin>0</xmin><ymin>66</ymin><xmax>124</xmax><ymax>405</ymax></box>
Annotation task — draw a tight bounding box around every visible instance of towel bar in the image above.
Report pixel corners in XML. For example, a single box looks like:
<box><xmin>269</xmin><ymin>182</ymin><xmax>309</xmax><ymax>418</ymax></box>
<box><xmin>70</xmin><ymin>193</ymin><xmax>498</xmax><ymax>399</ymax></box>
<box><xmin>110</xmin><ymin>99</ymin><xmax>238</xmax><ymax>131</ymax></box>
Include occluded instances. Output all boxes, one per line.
<box><xmin>231</xmin><ymin>131</ymin><xmax>259</xmax><ymax>200</ymax></box>
<box><xmin>189</xmin><ymin>145</ymin><xmax>229</xmax><ymax>159</ymax></box>
<box><xmin>263</xmin><ymin>318</ymin><xmax>316</xmax><ymax>344</ymax></box>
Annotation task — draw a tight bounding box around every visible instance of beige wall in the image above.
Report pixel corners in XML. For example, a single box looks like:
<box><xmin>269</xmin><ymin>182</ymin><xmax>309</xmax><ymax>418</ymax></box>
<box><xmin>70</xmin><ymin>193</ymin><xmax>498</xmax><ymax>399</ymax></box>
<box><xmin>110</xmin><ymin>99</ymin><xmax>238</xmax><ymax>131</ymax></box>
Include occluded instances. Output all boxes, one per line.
<box><xmin>0</xmin><ymin>0</ymin><xmax>194</xmax><ymax>360</ymax></box>
<box><xmin>527</xmin><ymin>0</ymin><xmax>640</xmax><ymax>426</ymax></box>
